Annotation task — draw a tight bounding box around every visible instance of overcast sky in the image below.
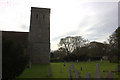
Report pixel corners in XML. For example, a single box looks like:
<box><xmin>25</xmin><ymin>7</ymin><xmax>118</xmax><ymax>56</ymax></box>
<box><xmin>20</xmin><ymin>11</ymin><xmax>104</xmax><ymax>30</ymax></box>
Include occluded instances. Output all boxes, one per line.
<box><xmin>0</xmin><ymin>0</ymin><xmax>119</xmax><ymax>50</ymax></box>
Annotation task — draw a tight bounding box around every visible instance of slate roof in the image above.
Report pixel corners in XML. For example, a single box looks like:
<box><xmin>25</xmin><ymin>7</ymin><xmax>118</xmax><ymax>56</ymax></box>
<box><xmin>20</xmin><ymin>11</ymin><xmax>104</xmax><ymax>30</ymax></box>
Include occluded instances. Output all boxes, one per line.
<box><xmin>2</xmin><ymin>31</ymin><xmax>29</xmax><ymax>48</ymax></box>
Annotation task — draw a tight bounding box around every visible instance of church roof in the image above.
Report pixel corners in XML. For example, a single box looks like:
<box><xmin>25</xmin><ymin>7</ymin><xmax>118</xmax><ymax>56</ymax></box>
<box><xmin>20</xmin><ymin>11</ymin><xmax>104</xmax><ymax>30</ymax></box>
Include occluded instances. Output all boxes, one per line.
<box><xmin>2</xmin><ymin>31</ymin><xmax>29</xmax><ymax>48</ymax></box>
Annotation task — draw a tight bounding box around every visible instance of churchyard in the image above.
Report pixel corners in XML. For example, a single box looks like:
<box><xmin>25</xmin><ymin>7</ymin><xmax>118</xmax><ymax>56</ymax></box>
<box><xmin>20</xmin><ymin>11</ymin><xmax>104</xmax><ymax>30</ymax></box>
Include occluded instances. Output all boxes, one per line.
<box><xmin>18</xmin><ymin>60</ymin><xmax>119</xmax><ymax>78</ymax></box>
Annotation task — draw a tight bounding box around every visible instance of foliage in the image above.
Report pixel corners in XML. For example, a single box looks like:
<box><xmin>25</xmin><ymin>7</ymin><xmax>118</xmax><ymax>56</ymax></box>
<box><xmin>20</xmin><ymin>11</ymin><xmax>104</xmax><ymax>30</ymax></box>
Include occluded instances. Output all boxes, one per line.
<box><xmin>108</xmin><ymin>27</ymin><xmax>120</xmax><ymax>48</ymax></box>
<box><xmin>63</xmin><ymin>53</ymin><xmax>77</xmax><ymax>61</ymax></box>
<box><xmin>2</xmin><ymin>37</ymin><xmax>29</xmax><ymax>79</ymax></box>
<box><xmin>56</xmin><ymin>27</ymin><xmax>120</xmax><ymax>62</ymax></box>
<box><xmin>108</xmin><ymin>27</ymin><xmax>120</xmax><ymax>63</ymax></box>
<box><xmin>71</xmin><ymin>42</ymin><xmax>108</xmax><ymax>61</ymax></box>
<box><xmin>63</xmin><ymin>47</ymin><xmax>90</xmax><ymax>62</ymax></box>
<box><xmin>50</xmin><ymin>47</ymin><xmax>66</xmax><ymax>62</ymax></box>
<box><xmin>58</xmin><ymin>36</ymin><xmax>88</xmax><ymax>55</ymax></box>
<box><xmin>87</xmin><ymin>41</ymin><xmax>107</xmax><ymax>58</ymax></box>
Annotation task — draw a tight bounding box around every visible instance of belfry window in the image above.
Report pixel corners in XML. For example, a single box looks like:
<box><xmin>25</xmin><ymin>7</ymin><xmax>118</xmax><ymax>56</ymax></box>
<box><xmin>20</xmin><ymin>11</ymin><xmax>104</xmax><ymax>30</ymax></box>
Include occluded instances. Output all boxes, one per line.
<box><xmin>36</xmin><ymin>14</ymin><xmax>38</xmax><ymax>19</ymax></box>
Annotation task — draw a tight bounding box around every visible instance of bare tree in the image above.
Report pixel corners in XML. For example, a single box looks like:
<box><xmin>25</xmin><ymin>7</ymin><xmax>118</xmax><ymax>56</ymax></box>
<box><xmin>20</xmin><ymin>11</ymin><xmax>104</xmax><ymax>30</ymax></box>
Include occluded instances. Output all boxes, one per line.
<box><xmin>58</xmin><ymin>36</ymin><xmax>88</xmax><ymax>55</ymax></box>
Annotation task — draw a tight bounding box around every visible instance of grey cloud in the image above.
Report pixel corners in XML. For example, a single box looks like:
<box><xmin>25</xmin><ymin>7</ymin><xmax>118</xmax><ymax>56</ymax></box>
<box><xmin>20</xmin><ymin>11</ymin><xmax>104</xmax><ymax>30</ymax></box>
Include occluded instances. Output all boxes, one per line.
<box><xmin>51</xmin><ymin>30</ymin><xmax>78</xmax><ymax>41</ymax></box>
<box><xmin>51</xmin><ymin>2</ymin><xmax>118</xmax><ymax>42</ymax></box>
<box><xmin>51</xmin><ymin>35</ymin><xmax>64</xmax><ymax>41</ymax></box>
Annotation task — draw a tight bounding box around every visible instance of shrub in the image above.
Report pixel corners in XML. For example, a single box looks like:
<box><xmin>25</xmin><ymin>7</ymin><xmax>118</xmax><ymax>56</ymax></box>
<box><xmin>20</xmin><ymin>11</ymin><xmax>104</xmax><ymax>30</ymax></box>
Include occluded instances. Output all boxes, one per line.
<box><xmin>63</xmin><ymin>53</ymin><xmax>89</xmax><ymax>62</ymax></box>
<box><xmin>109</xmin><ymin>55</ymin><xmax>118</xmax><ymax>63</ymax></box>
<box><xmin>2</xmin><ymin>37</ymin><xmax>28</xmax><ymax>79</ymax></box>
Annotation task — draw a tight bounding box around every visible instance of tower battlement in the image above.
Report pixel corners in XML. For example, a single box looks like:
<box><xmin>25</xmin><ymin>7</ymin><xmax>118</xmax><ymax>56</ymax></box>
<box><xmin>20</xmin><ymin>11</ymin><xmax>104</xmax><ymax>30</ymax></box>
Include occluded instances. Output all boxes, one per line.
<box><xmin>31</xmin><ymin>7</ymin><xmax>50</xmax><ymax>12</ymax></box>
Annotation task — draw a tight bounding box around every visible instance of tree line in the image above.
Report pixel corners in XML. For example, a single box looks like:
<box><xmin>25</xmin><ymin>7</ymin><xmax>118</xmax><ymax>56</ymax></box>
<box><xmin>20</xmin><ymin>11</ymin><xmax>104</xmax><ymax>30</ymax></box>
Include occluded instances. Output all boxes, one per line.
<box><xmin>51</xmin><ymin>27</ymin><xmax>120</xmax><ymax>63</ymax></box>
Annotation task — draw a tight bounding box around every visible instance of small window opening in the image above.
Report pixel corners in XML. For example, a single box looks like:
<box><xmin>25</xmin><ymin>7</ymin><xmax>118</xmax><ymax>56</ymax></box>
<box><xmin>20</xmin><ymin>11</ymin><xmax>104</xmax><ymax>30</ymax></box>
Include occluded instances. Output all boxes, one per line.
<box><xmin>36</xmin><ymin>14</ymin><xmax>38</xmax><ymax>19</ymax></box>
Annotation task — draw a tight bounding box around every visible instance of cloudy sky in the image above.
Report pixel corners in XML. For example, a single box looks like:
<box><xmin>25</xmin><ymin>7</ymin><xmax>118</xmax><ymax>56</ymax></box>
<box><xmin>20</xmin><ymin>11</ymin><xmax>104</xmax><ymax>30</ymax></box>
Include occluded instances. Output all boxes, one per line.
<box><xmin>0</xmin><ymin>0</ymin><xmax>119</xmax><ymax>50</ymax></box>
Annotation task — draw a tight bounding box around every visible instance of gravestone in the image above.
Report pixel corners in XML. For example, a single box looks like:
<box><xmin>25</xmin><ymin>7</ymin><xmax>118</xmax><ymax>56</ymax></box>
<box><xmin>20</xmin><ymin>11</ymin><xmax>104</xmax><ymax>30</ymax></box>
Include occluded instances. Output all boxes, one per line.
<box><xmin>115</xmin><ymin>65</ymin><xmax>120</xmax><ymax>72</ymax></box>
<box><xmin>100</xmin><ymin>59</ymin><xmax>103</xmax><ymax>62</ymax></box>
<box><xmin>88</xmin><ymin>59</ymin><xmax>91</xmax><ymax>62</ymax></box>
<box><xmin>94</xmin><ymin>64</ymin><xmax>101</xmax><ymax>78</ymax></box>
<box><xmin>28</xmin><ymin>61</ymin><xmax>32</xmax><ymax>68</ymax></box>
<box><xmin>76</xmin><ymin>60</ymin><xmax>79</xmax><ymax>64</ymax></box>
<box><xmin>75</xmin><ymin>69</ymin><xmax>80</xmax><ymax>79</ymax></box>
<box><xmin>68</xmin><ymin>66</ymin><xmax>72</xmax><ymax>80</ymax></box>
<box><xmin>78</xmin><ymin>71</ymin><xmax>80</xmax><ymax>78</ymax></box>
<box><xmin>63</xmin><ymin>61</ymin><xmax>66</xmax><ymax>66</ymax></box>
<box><xmin>118</xmin><ymin>65</ymin><xmax>120</xmax><ymax>72</ymax></box>
<box><xmin>117</xmin><ymin>65</ymin><xmax>120</xmax><ymax>75</ymax></box>
<box><xmin>69</xmin><ymin>66</ymin><xmax>71</xmax><ymax>70</ymax></box>
<box><xmin>80</xmin><ymin>67</ymin><xmax>82</xmax><ymax>71</ymax></box>
<box><xmin>48</xmin><ymin>67</ymin><xmax>51</xmax><ymax>77</ymax></box>
<box><xmin>84</xmin><ymin>72</ymin><xmax>91</xmax><ymax>78</ymax></box>
<box><xmin>106</xmin><ymin>71</ymin><xmax>113</xmax><ymax>78</ymax></box>
<box><xmin>71</xmin><ymin>62</ymin><xmax>75</xmax><ymax>72</ymax></box>
<box><xmin>27</xmin><ymin>61</ymin><xmax>32</xmax><ymax>68</ymax></box>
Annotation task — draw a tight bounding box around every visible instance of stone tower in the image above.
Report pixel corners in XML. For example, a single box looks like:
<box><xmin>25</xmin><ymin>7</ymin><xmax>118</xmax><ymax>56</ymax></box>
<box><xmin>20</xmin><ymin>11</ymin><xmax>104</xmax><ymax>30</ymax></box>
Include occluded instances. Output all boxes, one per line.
<box><xmin>28</xmin><ymin>7</ymin><xmax>50</xmax><ymax>64</ymax></box>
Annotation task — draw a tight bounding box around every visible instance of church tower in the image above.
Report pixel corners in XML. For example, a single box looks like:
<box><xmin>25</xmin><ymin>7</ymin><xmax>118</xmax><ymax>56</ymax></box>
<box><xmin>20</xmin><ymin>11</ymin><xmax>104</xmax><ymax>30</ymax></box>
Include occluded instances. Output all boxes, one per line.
<box><xmin>28</xmin><ymin>7</ymin><xmax>50</xmax><ymax>64</ymax></box>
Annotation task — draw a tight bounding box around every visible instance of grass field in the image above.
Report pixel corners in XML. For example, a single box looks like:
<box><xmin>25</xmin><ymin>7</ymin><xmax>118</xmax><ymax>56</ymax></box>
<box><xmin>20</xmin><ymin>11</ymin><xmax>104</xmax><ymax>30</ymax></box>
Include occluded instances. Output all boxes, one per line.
<box><xmin>18</xmin><ymin>60</ymin><xmax>119</xmax><ymax>78</ymax></box>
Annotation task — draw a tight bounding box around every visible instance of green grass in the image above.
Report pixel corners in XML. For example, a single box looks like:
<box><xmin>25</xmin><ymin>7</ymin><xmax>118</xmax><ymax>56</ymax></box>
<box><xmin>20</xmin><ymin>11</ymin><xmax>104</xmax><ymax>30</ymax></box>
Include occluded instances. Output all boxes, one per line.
<box><xmin>18</xmin><ymin>60</ymin><xmax>119</xmax><ymax>78</ymax></box>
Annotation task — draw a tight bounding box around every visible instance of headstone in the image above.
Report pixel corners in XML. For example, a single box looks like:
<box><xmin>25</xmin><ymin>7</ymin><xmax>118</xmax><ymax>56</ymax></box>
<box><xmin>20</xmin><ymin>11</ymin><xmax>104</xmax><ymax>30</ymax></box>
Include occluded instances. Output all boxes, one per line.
<box><xmin>78</xmin><ymin>71</ymin><xmax>80</xmax><ymax>78</ymax></box>
<box><xmin>80</xmin><ymin>67</ymin><xmax>82</xmax><ymax>71</ymax></box>
<box><xmin>27</xmin><ymin>61</ymin><xmax>32</xmax><ymax>68</ymax></box>
<box><xmin>102</xmin><ymin>56</ymin><xmax>108</xmax><ymax>60</ymax></box>
<box><xmin>88</xmin><ymin>59</ymin><xmax>91</xmax><ymax>62</ymax></box>
<box><xmin>118</xmin><ymin>65</ymin><xmax>120</xmax><ymax>72</ymax></box>
<box><xmin>71</xmin><ymin>62</ymin><xmax>75</xmax><ymax>72</ymax></box>
<box><xmin>75</xmin><ymin>69</ymin><xmax>80</xmax><ymax>79</ymax></box>
<box><xmin>68</xmin><ymin>66</ymin><xmax>72</xmax><ymax>80</ymax></box>
<box><xmin>69</xmin><ymin>66</ymin><xmax>71</xmax><ymax>70</ymax></box>
<box><xmin>118</xmin><ymin>65</ymin><xmax>120</xmax><ymax>75</ymax></box>
<box><xmin>76</xmin><ymin>60</ymin><xmax>79</xmax><ymax>64</ymax></box>
<box><xmin>100</xmin><ymin>59</ymin><xmax>103</xmax><ymax>62</ymax></box>
<box><xmin>115</xmin><ymin>65</ymin><xmax>120</xmax><ymax>72</ymax></box>
<box><xmin>63</xmin><ymin>61</ymin><xmax>66</xmax><ymax>66</ymax></box>
<box><xmin>106</xmin><ymin>71</ymin><xmax>113</xmax><ymax>78</ymax></box>
<box><xmin>71</xmin><ymin>61</ymin><xmax>73</xmax><ymax>65</ymax></box>
<box><xmin>114</xmin><ymin>65</ymin><xmax>120</xmax><ymax>75</ymax></box>
<box><xmin>48</xmin><ymin>67</ymin><xmax>51</xmax><ymax>77</ymax></box>
<box><xmin>94</xmin><ymin>64</ymin><xmax>101</xmax><ymax>78</ymax></box>
<box><xmin>84</xmin><ymin>72</ymin><xmax>91</xmax><ymax>78</ymax></box>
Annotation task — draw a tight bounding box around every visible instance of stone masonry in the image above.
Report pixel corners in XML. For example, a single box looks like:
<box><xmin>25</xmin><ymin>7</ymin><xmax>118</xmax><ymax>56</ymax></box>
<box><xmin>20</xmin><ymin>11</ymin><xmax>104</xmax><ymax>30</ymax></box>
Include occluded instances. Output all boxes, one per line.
<box><xmin>28</xmin><ymin>7</ymin><xmax>50</xmax><ymax>64</ymax></box>
<box><xmin>2</xmin><ymin>7</ymin><xmax>50</xmax><ymax>64</ymax></box>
